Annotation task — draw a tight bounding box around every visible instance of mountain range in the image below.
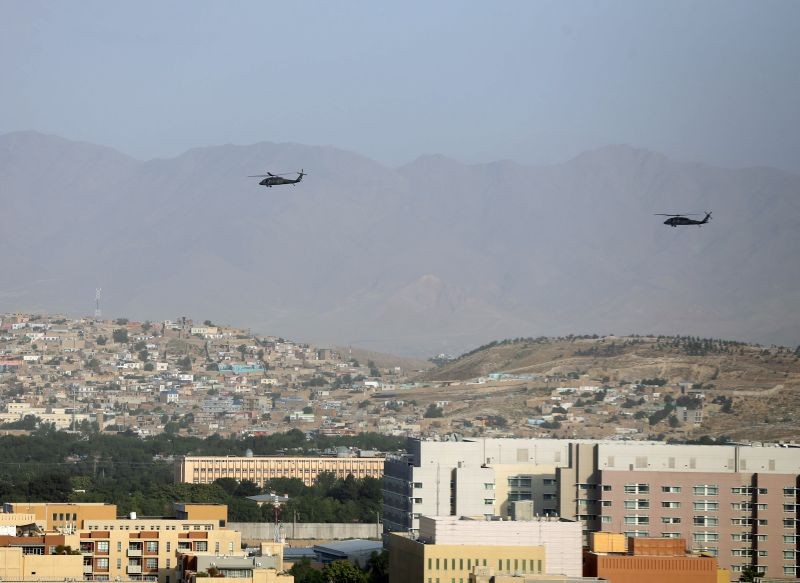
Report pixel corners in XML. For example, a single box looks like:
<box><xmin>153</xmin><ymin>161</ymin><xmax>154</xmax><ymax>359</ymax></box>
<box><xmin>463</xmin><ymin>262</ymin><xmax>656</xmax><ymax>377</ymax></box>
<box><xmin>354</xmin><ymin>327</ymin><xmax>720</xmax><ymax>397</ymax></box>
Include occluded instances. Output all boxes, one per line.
<box><xmin>2</xmin><ymin>131</ymin><xmax>799</xmax><ymax>355</ymax></box>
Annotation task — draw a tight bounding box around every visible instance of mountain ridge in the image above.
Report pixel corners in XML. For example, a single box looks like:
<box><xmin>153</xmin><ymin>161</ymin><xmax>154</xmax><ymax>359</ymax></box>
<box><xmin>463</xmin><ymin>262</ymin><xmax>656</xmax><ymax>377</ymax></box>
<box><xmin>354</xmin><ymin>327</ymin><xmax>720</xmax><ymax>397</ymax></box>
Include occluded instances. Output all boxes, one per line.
<box><xmin>2</xmin><ymin>131</ymin><xmax>799</xmax><ymax>356</ymax></box>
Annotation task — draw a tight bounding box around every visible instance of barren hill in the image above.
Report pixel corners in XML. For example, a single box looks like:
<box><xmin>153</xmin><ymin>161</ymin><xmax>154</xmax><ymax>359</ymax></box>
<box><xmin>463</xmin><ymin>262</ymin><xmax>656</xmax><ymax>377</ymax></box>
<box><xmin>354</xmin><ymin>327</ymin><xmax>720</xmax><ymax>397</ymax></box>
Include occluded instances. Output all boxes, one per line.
<box><xmin>414</xmin><ymin>336</ymin><xmax>800</xmax><ymax>442</ymax></box>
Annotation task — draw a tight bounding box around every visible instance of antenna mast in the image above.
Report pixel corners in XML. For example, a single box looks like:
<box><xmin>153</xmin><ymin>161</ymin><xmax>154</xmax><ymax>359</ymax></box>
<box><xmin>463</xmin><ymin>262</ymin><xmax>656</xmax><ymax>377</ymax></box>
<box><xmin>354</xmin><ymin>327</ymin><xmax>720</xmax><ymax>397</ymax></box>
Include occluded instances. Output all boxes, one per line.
<box><xmin>94</xmin><ymin>288</ymin><xmax>102</xmax><ymax>321</ymax></box>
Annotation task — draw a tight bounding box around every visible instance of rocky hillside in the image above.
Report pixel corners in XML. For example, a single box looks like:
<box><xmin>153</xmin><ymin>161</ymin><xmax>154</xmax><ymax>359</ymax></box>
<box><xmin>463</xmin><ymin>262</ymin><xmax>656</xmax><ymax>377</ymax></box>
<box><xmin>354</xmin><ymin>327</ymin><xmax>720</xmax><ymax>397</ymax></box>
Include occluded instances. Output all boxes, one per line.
<box><xmin>413</xmin><ymin>335</ymin><xmax>800</xmax><ymax>442</ymax></box>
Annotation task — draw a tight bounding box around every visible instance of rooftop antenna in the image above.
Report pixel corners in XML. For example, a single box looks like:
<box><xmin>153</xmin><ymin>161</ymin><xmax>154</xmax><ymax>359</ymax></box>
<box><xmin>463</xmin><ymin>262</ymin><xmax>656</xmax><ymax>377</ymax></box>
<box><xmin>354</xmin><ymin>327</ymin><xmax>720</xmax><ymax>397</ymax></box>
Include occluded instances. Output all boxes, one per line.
<box><xmin>94</xmin><ymin>288</ymin><xmax>102</xmax><ymax>321</ymax></box>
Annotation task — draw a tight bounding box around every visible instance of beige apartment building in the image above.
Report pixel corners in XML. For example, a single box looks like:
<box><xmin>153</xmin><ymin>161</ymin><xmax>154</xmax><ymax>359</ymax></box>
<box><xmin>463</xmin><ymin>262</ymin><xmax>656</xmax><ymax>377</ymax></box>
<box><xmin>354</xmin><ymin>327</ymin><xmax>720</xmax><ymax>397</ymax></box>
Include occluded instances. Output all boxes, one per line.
<box><xmin>0</xmin><ymin>503</ymin><xmax>250</xmax><ymax>583</ymax></box>
<box><xmin>79</xmin><ymin>516</ymin><xmax>240</xmax><ymax>583</ymax></box>
<box><xmin>176</xmin><ymin>455</ymin><xmax>384</xmax><ymax>487</ymax></box>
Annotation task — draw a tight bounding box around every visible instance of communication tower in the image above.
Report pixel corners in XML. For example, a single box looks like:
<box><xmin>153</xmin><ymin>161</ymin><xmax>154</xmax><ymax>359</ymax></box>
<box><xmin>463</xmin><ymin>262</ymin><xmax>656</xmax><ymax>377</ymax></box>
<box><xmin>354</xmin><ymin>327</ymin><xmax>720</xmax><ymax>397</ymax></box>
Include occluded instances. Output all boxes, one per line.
<box><xmin>94</xmin><ymin>288</ymin><xmax>102</xmax><ymax>321</ymax></box>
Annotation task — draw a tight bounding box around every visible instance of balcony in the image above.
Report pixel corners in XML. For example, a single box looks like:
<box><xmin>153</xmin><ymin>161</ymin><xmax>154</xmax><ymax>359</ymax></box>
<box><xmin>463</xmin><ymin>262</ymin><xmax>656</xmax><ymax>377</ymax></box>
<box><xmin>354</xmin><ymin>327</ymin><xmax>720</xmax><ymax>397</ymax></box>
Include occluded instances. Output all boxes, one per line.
<box><xmin>127</xmin><ymin>565</ymin><xmax>142</xmax><ymax>574</ymax></box>
<box><xmin>128</xmin><ymin>548</ymin><xmax>143</xmax><ymax>557</ymax></box>
<box><xmin>83</xmin><ymin>565</ymin><xmax>93</xmax><ymax>574</ymax></box>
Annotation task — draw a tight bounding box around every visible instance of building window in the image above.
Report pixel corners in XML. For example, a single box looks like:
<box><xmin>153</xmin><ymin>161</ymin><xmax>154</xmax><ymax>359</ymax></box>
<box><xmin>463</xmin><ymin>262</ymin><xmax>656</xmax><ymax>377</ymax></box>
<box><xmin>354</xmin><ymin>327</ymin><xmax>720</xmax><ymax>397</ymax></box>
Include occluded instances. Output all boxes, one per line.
<box><xmin>97</xmin><ymin>541</ymin><xmax>109</xmax><ymax>553</ymax></box>
<box><xmin>694</xmin><ymin>516</ymin><xmax>719</xmax><ymax>526</ymax></box>
<box><xmin>145</xmin><ymin>558</ymin><xmax>157</xmax><ymax>570</ymax></box>
<box><xmin>623</xmin><ymin>484</ymin><xmax>649</xmax><ymax>494</ymax></box>
<box><xmin>731</xmin><ymin>534</ymin><xmax>752</xmax><ymax>542</ymax></box>
<box><xmin>691</xmin><ymin>547</ymin><xmax>718</xmax><ymax>557</ymax></box>
<box><xmin>146</xmin><ymin>542</ymin><xmax>158</xmax><ymax>553</ymax></box>
<box><xmin>662</xmin><ymin>532</ymin><xmax>681</xmax><ymax>538</ymax></box>
<box><xmin>624</xmin><ymin>515</ymin><xmax>649</xmax><ymax>525</ymax></box>
<box><xmin>196</xmin><ymin>541</ymin><xmax>208</xmax><ymax>552</ymax></box>
<box><xmin>215</xmin><ymin>542</ymin><xmax>220</xmax><ymax>553</ymax></box>
<box><xmin>624</xmin><ymin>499</ymin><xmax>650</xmax><ymax>510</ymax></box>
<box><xmin>731</xmin><ymin>487</ymin><xmax>753</xmax><ymax>495</ymax></box>
<box><xmin>661</xmin><ymin>516</ymin><xmax>681</xmax><ymax>524</ymax></box>
<box><xmin>692</xmin><ymin>532</ymin><xmax>719</xmax><ymax>542</ymax></box>
<box><xmin>661</xmin><ymin>486</ymin><xmax>681</xmax><ymax>493</ymax></box>
<box><xmin>693</xmin><ymin>501</ymin><xmax>719</xmax><ymax>511</ymax></box>
<box><xmin>96</xmin><ymin>558</ymin><xmax>109</xmax><ymax>569</ymax></box>
<box><xmin>661</xmin><ymin>501</ymin><xmax>681</xmax><ymax>508</ymax></box>
<box><xmin>693</xmin><ymin>485</ymin><xmax>719</xmax><ymax>496</ymax></box>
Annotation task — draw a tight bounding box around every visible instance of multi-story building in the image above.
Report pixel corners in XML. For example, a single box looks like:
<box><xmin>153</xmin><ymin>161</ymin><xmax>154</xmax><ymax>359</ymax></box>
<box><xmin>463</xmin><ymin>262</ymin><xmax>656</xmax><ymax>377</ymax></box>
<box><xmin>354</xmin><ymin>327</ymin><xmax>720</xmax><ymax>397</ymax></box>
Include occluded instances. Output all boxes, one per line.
<box><xmin>388</xmin><ymin>515</ymin><xmax>582</xmax><ymax>583</ymax></box>
<box><xmin>79</xmin><ymin>515</ymin><xmax>240</xmax><ymax>583</ymax></box>
<box><xmin>383</xmin><ymin>437</ymin><xmax>800</xmax><ymax>579</ymax></box>
<box><xmin>176</xmin><ymin>454</ymin><xmax>384</xmax><ymax>487</ymax></box>
<box><xmin>557</xmin><ymin>441</ymin><xmax>800</xmax><ymax>579</ymax></box>
<box><xmin>0</xmin><ymin>503</ymin><xmax>248</xmax><ymax>583</ymax></box>
<box><xmin>383</xmin><ymin>438</ymin><xmax>570</xmax><ymax>535</ymax></box>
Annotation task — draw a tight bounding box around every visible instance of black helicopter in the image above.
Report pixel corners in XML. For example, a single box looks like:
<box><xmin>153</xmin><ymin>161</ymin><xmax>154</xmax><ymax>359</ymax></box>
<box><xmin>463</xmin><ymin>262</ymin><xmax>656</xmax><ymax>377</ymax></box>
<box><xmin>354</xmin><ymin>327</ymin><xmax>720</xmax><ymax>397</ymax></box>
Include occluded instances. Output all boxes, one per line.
<box><xmin>248</xmin><ymin>169</ymin><xmax>306</xmax><ymax>187</ymax></box>
<box><xmin>655</xmin><ymin>212</ymin><xmax>712</xmax><ymax>227</ymax></box>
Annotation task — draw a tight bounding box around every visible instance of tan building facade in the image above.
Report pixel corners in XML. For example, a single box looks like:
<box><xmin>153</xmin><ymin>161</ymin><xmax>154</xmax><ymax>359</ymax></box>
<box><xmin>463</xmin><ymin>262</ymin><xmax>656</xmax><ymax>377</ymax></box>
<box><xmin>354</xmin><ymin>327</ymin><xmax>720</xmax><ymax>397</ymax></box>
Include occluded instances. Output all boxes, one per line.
<box><xmin>79</xmin><ymin>517</ymin><xmax>241</xmax><ymax>583</ymax></box>
<box><xmin>176</xmin><ymin>455</ymin><xmax>384</xmax><ymax>486</ymax></box>
<box><xmin>389</xmin><ymin>533</ymin><xmax>548</xmax><ymax>583</ymax></box>
<box><xmin>4</xmin><ymin>502</ymin><xmax>117</xmax><ymax>532</ymax></box>
<box><xmin>0</xmin><ymin>546</ymin><xmax>84</xmax><ymax>580</ymax></box>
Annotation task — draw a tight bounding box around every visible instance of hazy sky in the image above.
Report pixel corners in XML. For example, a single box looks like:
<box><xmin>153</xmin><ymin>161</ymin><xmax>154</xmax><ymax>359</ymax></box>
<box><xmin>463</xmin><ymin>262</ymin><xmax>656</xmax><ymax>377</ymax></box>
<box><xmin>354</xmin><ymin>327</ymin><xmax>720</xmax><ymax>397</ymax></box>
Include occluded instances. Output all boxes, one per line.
<box><xmin>2</xmin><ymin>1</ymin><xmax>799</xmax><ymax>170</ymax></box>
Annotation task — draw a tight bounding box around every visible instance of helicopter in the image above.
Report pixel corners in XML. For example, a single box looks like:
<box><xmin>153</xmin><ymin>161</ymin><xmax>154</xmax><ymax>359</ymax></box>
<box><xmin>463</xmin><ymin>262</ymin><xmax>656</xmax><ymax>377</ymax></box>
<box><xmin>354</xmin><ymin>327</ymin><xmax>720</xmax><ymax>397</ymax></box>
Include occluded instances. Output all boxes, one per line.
<box><xmin>655</xmin><ymin>212</ymin><xmax>712</xmax><ymax>227</ymax></box>
<box><xmin>248</xmin><ymin>169</ymin><xmax>306</xmax><ymax>188</ymax></box>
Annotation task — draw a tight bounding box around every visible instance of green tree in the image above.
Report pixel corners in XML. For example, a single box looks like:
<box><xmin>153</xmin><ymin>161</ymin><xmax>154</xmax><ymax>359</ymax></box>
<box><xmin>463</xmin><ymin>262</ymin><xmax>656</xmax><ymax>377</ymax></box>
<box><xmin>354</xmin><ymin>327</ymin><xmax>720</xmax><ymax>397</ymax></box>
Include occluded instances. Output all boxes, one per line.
<box><xmin>322</xmin><ymin>560</ymin><xmax>368</xmax><ymax>583</ymax></box>
<box><xmin>423</xmin><ymin>404</ymin><xmax>443</xmax><ymax>418</ymax></box>
<box><xmin>738</xmin><ymin>565</ymin><xmax>764</xmax><ymax>582</ymax></box>
<box><xmin>95</xmin><ymin>335</ymin><xmax>107</xmax><ymax>345</ymax></box>
<box><xmin>290</xmin><ymin>557</ymin><xmax>325</xmax><ymax>583</ymax></box>
<box><xmin>367</xmin><ymin>550</ymin><xmax>389</xmax><ymax>583</ymax></box>
<box><xmin>112</xmin><ymin>329</ymin><xmax>129</xmax><ymax>343</ymax></box>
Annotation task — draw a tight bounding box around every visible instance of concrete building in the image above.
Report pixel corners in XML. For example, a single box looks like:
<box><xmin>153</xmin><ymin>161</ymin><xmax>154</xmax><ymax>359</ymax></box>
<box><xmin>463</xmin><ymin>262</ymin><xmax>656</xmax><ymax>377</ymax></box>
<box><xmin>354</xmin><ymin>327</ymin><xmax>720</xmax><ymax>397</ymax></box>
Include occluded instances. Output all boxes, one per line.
<box><xmin>557</xmin><ymin>441</ymin><xmax>800</xmax><ymax>579</ymax></box>
<box><xmin>388</xmin><ymin>515</ymin><xmax>582</xmax><ymax>583</ymax></box>
<box><xmin>384</xmin><ymin>438</ymin><xmax>800</xmax><ymax>579</ymax></box>
<box><xmin>176</xmin><ymin>455</ymin><xmax>384</xmax><ymax>487</ymax></box>
<box><xmin>383</xmin><ymin>438</ymin><xmax>569</xmax><ymax>535</ymax></box>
